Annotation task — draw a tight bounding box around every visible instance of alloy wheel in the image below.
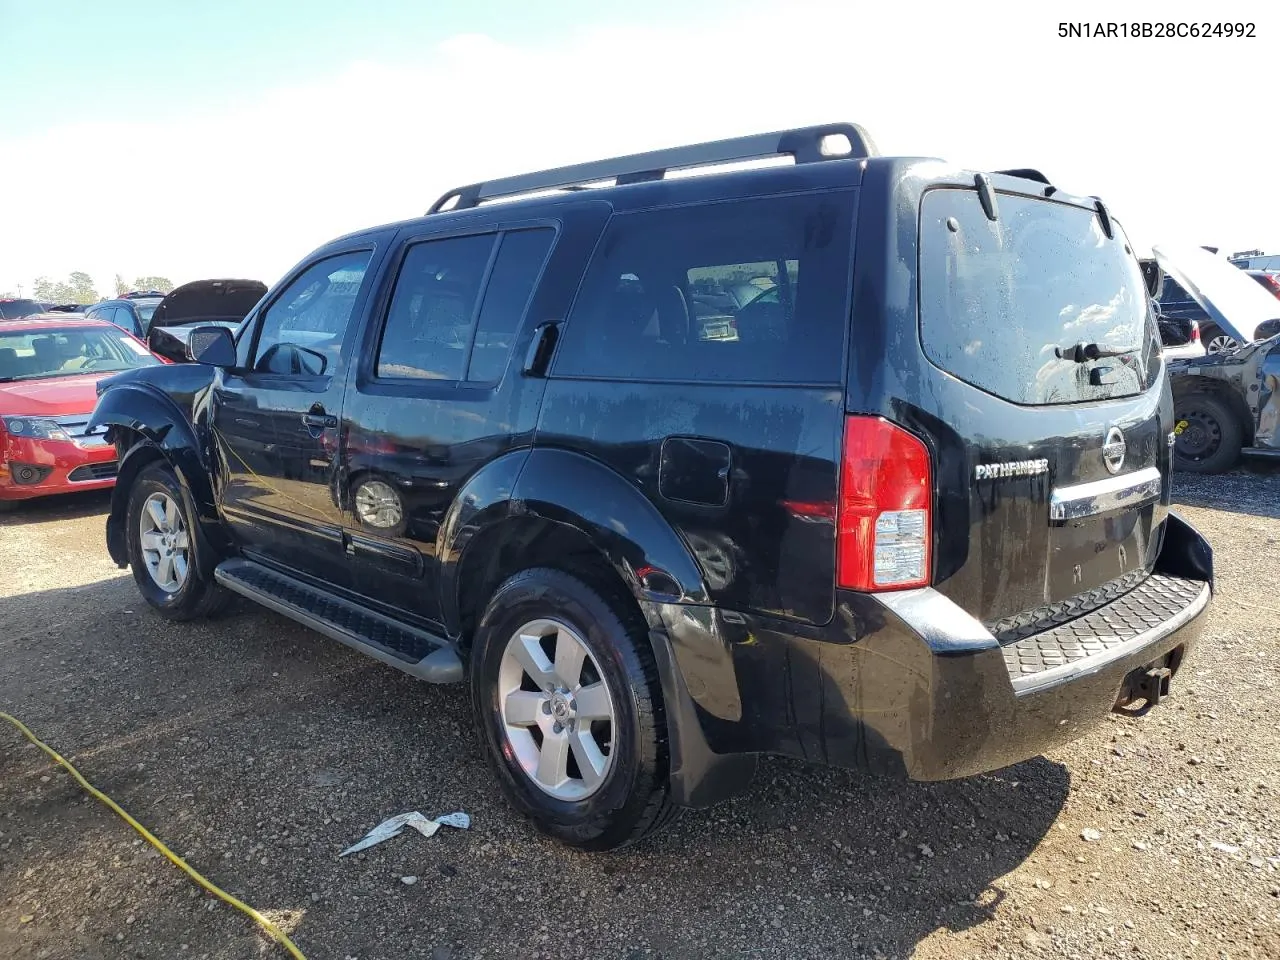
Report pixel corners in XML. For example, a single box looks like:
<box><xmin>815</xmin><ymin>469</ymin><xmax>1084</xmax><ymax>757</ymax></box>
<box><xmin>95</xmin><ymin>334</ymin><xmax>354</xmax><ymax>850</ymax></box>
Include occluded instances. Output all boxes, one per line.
<box><xmin>497</xmin><ymin>618</ymin><xmax>616</xmax><ymax>801</ymax></box>
<box><xmin>1205</xmin><ymin>333</ymin><xmax>1238</xmax><ymax>354</ymax></box>
<box><xmin>138</xmin><ymin>491</ymin><xmax>190</xmax><ymax>594</ymax></box>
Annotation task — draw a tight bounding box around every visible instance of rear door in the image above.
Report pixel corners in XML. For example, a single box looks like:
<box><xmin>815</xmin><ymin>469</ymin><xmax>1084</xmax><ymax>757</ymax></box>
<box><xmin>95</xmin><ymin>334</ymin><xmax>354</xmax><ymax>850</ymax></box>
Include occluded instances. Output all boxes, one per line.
<box><xmin>913</xmin><ymin>186</ymin><xmax>1170</xmax><ymax>634</ymax></box>
<box><xmin>339</xmin><ymin>208</ymin><xmax>601</xmax><ymax>628</ymax></box>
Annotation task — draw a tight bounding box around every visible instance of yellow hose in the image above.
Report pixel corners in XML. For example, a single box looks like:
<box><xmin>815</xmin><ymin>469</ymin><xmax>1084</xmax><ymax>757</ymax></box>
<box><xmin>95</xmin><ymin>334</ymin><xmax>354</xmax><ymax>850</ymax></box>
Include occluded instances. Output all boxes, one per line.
<box><xmin>1</xmin><ymin>711</ymin><xmax>306</xmax><ymax>960</ymax></box>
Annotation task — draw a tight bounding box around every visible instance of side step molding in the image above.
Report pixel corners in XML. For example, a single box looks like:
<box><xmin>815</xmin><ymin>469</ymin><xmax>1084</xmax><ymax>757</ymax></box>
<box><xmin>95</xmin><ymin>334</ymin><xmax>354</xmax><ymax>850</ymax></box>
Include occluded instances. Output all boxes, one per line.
<box><xmin>214</xmin><ymin>558</ymin><xmax>464</xmax><ymax>684</ymax></box>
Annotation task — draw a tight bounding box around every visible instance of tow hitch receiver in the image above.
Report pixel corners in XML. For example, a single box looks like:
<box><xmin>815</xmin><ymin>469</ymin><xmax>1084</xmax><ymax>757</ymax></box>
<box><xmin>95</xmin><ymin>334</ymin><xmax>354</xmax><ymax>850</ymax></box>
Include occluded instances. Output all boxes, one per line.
<box><xmin>1114</xmin><ymin>649</ymin><xmax>1181</xmax><ymax>714</ymax></box>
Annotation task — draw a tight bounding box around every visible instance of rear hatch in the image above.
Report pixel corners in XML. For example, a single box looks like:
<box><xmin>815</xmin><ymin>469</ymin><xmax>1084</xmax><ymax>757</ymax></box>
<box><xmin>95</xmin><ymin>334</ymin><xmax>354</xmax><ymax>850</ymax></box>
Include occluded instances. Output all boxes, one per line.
<box><xmin>913</xmin><ymin>183</ymin><xmax>1169</xmax><ymax>634</ymax></box>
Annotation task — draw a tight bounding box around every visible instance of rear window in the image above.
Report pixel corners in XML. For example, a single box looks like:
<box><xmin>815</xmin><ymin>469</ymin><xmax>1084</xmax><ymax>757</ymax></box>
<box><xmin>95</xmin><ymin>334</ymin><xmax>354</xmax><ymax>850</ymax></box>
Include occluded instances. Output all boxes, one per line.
<box><xmin>919</xmin><ymin>189</ymin><xmax>1155</xmax><ymax>406</ymax></box>
<box><xmin>554</xmin><ymin>193</ymin><xmax>853</xmax><ymax>383</ymax></box>
<box><xmin>0</xmin><ymin>300</ymin><xmax>44</xmax><ymax>320</ymax></box>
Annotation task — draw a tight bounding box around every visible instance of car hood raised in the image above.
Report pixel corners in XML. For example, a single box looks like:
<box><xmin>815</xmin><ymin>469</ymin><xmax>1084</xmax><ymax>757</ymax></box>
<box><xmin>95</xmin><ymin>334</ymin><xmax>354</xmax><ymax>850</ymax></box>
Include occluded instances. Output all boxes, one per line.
<box><xmin>1153</xmin><ymin>244</ymin><xmax>1280</xmax><ymax>346</ymax></box>
<box><xmin>0</xmin><ymin>373</ymin><xmax>106</xmax><ymax>416</ymax></box>
<box><xmin>150</xmin><ymin>279</ymin><xmax>267</xmax><ymax>329</ymax></box>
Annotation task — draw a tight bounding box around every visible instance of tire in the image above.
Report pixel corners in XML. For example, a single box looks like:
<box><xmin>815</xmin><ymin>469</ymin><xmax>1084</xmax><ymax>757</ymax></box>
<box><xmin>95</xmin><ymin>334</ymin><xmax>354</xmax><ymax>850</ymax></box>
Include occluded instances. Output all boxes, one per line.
<box><xmin>1173</xmin><ymin>393</ymin><xmax>1243</xmax><ymax>473</ymax></box>
<box><xmin>125</xmin><ymin>462</ymin><xmax>229</xmax><ymax>620</ymax></box>
<box><xmin>470</xmin><ymin>567</ymin><xmax>678</xmax><ymax>850</ymax></box>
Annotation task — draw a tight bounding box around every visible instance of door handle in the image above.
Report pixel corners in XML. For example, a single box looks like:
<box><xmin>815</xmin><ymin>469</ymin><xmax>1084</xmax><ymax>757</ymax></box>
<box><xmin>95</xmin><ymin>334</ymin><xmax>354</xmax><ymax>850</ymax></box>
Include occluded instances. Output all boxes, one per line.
<box><xmin>301</xmin><ymin>413</ymin><xmax>338</xmax><ymax>429</ymax></box>
<box><xmin>522</xmin><ymin>322</ymin><xmax>560</xmax><ymax>377</ymax></box>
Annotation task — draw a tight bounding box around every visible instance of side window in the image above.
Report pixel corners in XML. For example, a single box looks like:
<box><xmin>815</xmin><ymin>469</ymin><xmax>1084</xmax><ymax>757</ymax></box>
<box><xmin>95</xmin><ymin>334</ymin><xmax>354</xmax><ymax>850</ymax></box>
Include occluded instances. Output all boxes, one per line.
<box><xmin>111</xmin><ymin>306</ymin><xmax>139</xmax><ymax>336</ymax></box>
<box><xmin>554</xmin><ymin>194</ymin><xmax>853</xmax><ymax>383</ymax></box>
<box><xmin>467</xmin><ymin>228</ymin><xmax>555</xmax><ymax>383</ymax></box>
<box><xmin>375</xmin><ymin>234</ymin><xmax>495</xmax><ymax>381</ymax></box>
<box><xmin>254</xmin><ymin>250</ymin><xmax>373</xmax><ymax>375</ymax></box>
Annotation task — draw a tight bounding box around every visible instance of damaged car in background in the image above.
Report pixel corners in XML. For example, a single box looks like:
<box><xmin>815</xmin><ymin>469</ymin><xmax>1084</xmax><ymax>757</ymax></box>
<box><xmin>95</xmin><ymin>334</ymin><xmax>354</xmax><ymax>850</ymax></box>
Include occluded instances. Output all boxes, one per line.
<box><xmin>144</xmin><ymin>279</ymin><xmax>267</xmax><ymax>363</ymax></box>
<box><xmin>1154</xmin><ymin>244</ymin><xmax>1280</xmax><ymax>473</ymax></box>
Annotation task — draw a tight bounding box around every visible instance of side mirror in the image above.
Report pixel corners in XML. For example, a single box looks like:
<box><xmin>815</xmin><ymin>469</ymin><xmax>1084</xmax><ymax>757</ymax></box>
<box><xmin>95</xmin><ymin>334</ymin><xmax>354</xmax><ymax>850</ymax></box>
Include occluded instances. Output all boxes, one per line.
<box><xmin>186</xmin><ymin>325</ymin><xmax>237</xmax><ymax>367</ymax></box>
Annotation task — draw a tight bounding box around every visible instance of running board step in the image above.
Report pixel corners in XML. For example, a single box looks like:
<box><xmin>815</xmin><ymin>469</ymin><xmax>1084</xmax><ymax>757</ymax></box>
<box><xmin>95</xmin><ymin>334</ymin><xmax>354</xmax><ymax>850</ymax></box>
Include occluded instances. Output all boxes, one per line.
<box><xmin>214</xmin><ymin>558</ymin><xmax>463</xmax><ymax>684</ymax></box>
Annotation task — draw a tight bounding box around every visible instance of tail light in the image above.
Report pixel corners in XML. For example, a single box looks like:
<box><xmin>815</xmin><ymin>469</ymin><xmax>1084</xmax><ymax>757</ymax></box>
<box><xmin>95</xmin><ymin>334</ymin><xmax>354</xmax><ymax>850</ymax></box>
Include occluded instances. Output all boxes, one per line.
<box><xmin>836</xmin><ymin>416</ymin><xmax>933</xmax><ymax>591</ymax></box>
<box><xmin>1191</xmin><ymin>322</ymin><xmax>1201</xmax><ymax>343</ymax></box>
<box><xmin>1259</xmin><ymin>274</ymin><xmax>1280</xmax><ymax>299</ymax></box>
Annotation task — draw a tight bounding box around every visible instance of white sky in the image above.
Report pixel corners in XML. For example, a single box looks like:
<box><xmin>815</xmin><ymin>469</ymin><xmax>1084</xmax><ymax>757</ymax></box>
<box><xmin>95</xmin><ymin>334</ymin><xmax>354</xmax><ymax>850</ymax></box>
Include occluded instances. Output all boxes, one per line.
<box><xmin>1</xmin><ymin>1</ymin><xmax>1277</xmax><ymax>296</ymax></box>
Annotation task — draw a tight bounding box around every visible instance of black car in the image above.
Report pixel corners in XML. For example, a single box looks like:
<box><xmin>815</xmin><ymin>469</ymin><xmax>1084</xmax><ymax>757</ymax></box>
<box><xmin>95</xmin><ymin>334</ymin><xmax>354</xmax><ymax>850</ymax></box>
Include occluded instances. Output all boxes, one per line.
<box><xmin>85</xmin><ymin>296</ymin><xmax>165</xmax><ymax>339</ymax></box>
<box><xmin>0</xmin><ymin>298</ymin><xmax>46</xmax><ymax>320</ymax></box>
<box><xmin>142</xmin><ymin>278</ymin><xmax>266</xmax><ymax>362</ymax></box>
<box><xmin>89</xmin><ymin>123</ymin><xmax>1213</xmax><ymax>850</ymax></box>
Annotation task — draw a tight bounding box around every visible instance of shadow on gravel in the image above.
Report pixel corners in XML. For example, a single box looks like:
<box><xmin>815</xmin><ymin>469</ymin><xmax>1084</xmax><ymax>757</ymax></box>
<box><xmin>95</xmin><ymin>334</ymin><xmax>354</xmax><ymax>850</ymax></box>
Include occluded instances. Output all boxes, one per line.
<box><xmin>0</xmin><ymin>489</ymin><xmax>112</xmax><ymax>528</ymax></box>
<box><xmin>1172</xmin><ymin>464</ymin><xmax>1280</xmax><ymax>520</ymax></box>
<box><xmin>632</xmin><ymin>754</ymin><xmax>1071</xmax><ymax>957</ymax></box>
<box><xmin>2</xmin><ymin>577</ymin><xmax>1071</xmax><ymax>960</ymax></box>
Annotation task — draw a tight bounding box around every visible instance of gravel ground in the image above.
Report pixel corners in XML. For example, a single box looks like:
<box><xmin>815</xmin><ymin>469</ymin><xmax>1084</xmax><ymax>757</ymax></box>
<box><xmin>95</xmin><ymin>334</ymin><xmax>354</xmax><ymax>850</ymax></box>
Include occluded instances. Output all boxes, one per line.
<box><xmin>2</xmin><ymin>469</ymin><xmax>1279</xmax><ymax>960</ymax></box>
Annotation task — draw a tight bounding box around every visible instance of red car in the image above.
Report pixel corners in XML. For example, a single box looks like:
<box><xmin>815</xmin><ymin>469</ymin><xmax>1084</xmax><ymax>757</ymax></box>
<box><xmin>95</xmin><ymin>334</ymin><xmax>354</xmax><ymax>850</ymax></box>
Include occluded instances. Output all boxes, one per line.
<box><xmin>0</xmin><ymin>317</ymin><xmax>162</xmax><ymax>510</ymax></box>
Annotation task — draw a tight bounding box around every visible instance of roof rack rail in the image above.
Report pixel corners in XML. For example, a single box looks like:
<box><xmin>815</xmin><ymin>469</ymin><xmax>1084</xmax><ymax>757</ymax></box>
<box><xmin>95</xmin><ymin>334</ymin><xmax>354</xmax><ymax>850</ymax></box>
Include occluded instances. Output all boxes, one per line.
<box><xmin>428</xmin><ymin>122</ymin><xmax>877</xmax><ymax>214</ymax></box>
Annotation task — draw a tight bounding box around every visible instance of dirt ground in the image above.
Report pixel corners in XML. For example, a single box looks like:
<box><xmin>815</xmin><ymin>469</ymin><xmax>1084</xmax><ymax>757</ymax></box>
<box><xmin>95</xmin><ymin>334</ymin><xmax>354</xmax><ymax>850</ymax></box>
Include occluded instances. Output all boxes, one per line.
<box><xmin>2</xmin><ymin>468</ymin><xmax>1279</xmax><ymax>960</ymax></box>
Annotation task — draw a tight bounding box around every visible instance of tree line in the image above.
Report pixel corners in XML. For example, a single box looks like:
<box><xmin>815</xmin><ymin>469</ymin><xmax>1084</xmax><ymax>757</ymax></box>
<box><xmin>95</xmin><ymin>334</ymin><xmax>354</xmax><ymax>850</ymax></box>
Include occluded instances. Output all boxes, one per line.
<box><xmin>2</xmin><ymin>272</ymin><xmax>174</xmax><ymax>304</ymax></box>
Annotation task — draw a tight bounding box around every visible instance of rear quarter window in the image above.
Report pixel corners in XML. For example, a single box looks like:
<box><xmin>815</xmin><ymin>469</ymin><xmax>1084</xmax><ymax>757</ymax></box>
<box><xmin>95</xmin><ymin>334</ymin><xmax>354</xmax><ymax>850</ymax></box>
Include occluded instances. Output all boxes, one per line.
<box><xmin>918</xmin><ymin>188</ymin><xmax>1155</xmax><ymax>406</ymax></box>
<box><xmin>554</xmin><ymin>193</ymin><xmax>854</xmax><ymax>383</ymax></box>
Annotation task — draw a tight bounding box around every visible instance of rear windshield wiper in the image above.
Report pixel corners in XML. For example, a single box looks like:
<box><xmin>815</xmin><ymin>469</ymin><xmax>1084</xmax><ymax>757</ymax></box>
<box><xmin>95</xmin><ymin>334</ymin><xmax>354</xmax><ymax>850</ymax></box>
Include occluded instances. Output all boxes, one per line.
<box><xmin>1054</xmin><ymin>341</ymin><xmax>1140</xmax><ymax>363</ymax></box>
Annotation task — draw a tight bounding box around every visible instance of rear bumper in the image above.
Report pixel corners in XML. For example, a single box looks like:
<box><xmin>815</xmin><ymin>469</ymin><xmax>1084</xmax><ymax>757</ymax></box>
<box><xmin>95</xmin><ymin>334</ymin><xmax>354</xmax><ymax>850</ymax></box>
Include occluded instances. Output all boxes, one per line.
<box><xmin>653</xmin><ymin>512</ymin><xmax>1213</xmax><ymax>803</ymax></box>
<box><xmin>862</xmin><ymin>571</ymin><xmax>1207</xmax><ymax>780</ymax></box>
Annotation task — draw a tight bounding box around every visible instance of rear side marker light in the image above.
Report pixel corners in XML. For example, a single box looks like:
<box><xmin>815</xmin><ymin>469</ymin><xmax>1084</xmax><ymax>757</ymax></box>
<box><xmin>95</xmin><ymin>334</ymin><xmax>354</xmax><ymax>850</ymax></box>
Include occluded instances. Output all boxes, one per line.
<box><xmin>837</xmin><ymin>416</ymin><xmax>933</xmax><ymax>591</ymax></box>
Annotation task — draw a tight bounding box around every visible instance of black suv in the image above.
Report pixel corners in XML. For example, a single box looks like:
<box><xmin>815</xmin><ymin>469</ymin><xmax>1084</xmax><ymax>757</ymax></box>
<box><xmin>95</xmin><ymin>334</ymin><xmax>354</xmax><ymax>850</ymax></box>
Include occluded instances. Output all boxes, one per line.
<box><xmin>90</xmin><ymin>124</ymin><xmax>1214</xmax><ymax>850</ymax></box>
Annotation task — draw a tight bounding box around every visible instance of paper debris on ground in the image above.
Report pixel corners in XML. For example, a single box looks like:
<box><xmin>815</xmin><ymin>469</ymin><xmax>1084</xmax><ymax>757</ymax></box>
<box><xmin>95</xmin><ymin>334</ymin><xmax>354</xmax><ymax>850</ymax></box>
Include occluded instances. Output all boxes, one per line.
<box><xmin>339</xmin><ymin>811</ymin><xmax>471</xmax><ymax>857</ymax></box>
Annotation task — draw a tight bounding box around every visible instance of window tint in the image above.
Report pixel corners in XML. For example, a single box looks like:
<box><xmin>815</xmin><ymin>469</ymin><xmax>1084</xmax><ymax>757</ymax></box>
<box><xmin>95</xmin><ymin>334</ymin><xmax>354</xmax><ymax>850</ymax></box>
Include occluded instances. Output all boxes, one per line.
<box><xmin>254</xmin><ymin>250</ymin><xmax>372</xmax><ymax>375</ymax></box>
<box><xmin>554</xmin><ymin>195</ymin><xmax>853</xmax><ymax>383</ymax></box>
<box><xmin>918</xmin><ymin>189</ymin><xmax>1153</xmax><ymax>406</ymax></box>
<box><xmin>467</xmin><ymin>228</ymin><xmax>555</xmax><ymax>383</ymax></box>
<box><xmin>376</xmin><ymin>234</ymin><xmax>494</xmax><ymax>381</ymax></box>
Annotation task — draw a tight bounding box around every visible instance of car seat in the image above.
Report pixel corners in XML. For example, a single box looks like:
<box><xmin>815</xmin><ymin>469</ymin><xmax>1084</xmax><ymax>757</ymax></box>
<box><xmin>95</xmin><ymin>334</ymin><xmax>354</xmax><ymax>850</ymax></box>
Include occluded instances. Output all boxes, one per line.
<box><xmin>31</xmin><ymin>337</ymin><xmax>61</xmax><ymax>372</ymax></box>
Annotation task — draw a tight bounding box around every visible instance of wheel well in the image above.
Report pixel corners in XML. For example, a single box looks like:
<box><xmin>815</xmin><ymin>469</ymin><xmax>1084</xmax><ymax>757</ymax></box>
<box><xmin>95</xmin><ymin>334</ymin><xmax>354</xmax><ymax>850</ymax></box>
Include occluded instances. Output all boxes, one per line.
<box><xmin>455</xmin><ymin>518</ymin><xmax>638</xmax><ymax>651</ymax></box>
<box><xmin>1173</xmin><ymin>377</ymin><xmax>1254</xmax><ymax>445</ymax></box>
<box><xmin>105</xmin><ymin>431</ymin><xmax>164</xmax><ymax>567</ymax></box>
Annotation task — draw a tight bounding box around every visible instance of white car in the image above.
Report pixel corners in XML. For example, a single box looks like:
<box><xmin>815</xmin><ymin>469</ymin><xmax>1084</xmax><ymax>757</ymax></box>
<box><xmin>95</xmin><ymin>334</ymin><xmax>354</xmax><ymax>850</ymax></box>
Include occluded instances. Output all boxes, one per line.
<box><xmin>1159</xmin><ymin>316</ymin><xmax>1206</xmax><ymax>360</ymax></box>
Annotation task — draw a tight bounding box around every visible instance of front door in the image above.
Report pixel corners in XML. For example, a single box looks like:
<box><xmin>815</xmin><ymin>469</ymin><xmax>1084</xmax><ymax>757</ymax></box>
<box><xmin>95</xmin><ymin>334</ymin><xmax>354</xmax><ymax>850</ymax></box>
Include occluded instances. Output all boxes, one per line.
<box><xmin>213</xmin><ymin>248</ymin><xmax>375</xmax><ymax>589</ymax></box>
<box><xmin>338</xmin><ymin>219</ymin><xmax>576</xmax><ymax>628</ymax></box>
